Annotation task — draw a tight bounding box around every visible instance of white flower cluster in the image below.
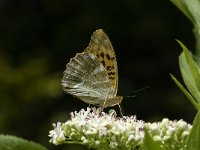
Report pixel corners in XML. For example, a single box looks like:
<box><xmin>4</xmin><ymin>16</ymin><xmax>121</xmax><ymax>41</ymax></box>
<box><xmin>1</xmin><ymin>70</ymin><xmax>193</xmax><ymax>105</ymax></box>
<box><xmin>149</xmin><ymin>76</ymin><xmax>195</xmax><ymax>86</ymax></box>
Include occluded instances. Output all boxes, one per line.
<box><xmin>145</xmin><ymin>118</ymin><xmax>192</xmax><ymax>149</ymax></box>
<box><xmin>49</xmin><ymin>107</ymin><xmax>192</xmax><ymax>150</ymax></box>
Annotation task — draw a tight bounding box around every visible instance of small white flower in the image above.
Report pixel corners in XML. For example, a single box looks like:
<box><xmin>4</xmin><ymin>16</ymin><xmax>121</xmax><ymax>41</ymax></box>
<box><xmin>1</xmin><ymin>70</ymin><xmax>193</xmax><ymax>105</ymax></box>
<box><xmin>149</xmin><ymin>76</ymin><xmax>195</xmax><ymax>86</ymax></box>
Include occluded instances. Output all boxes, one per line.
<box><xmin>163</xmin><ymin>135</ymin><xmax>171</xmax><ymax>141</ymax></box>
<box><xmin>49</xmin><ymin>122</ymin><xmax>66</xmax><ymax>145</ymax></box>
<box><xmin>128</xmin><ymin>134</ymin><xmax>135</xmax><ymax>142</ymax></box>
<box><xmin>160</xmin><ymin>118</ymin><xmax>170</xmax><ymax>131</ymax></box>
<box><xmin>81</xmin><ymin>136</ymin><xmax>88</xmax><ymax>144</ymax></box>
<box><xmin>153</xmin><ymin>135</ymin><xmax>162</xmax><ymax>142</ymax></box>
<box><xmin>166</xmin><ymin>126</ymin><xmax>175</xmax><ymax>136</ymax></box>
<box><xmin>176</xmin><ymin>119</ymin><xmax>188</xmax><ymax>130</ymax></box>
<box><xmin>95</xmin><ymin>140</ymin><xmax>100</xmax><ymax>145</ymax></box>
<box><xmin>182</xmin><ymin>130</ymin><xmax>190</xmax><ymax>138</ymax></box>
<box><xmin>84</xmin><ymin>128</ymin><xmax>98</xmax><ymax>135</ymax></box>
<box><xmin>109</xmin><ymin>141</ymin><xmax>118</xmax><ymax>149</ymax></box>
<box><xmin>145</xmin><ymin>122</ymin><xmax>160</xmax><ymax>135</ymax></box>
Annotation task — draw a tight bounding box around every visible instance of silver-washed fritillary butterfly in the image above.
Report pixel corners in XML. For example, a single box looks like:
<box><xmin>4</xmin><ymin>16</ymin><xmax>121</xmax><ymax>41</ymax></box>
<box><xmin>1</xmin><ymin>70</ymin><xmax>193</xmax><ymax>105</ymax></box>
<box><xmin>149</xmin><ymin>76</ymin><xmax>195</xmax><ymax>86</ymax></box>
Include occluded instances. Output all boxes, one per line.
<box><xmin>61</xmin><ymin>29</ymin><xmax>123</xmax><ymax>108</ymax></box>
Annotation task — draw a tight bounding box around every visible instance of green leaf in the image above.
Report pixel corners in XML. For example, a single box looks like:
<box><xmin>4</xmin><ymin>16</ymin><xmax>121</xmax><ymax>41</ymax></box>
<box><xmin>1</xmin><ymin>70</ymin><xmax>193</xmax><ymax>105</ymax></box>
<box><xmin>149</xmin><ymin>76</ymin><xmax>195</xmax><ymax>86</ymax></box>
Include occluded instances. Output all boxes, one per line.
<box><xmin>170</xmin><ymin>0</ymin><xmax>200</xmax><ymax>34</ymax></box>
<box><xmin>0</xmin><ymin>135</ymin><xmax>47</xmax><ymax>150</ymax></box>
<box><xmin>178</xmin><ymin>40</ymin><xmax>200</xmax><ymax>105</ymax></box>
<box><xmin>186</xmin><ymin>111</ymin><xmax>200</xmax><ymax>150</ymax></box>
<box><xmin>170</xmin><ymin>74</ymin><xmax>199</xmax><ymax>110</ymax></box>
<box><xmin>143</xmin><ymin>129</ymin><xmax>165</xmax><ymax>150</ymax></box>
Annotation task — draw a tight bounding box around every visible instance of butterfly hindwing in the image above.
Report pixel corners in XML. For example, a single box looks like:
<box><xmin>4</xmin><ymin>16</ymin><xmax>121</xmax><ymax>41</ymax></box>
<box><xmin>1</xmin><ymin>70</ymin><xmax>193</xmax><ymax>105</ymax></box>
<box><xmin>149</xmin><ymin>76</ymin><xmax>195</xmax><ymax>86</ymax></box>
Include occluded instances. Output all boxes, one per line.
<box><xmin>61</xmin><ymin>53</ymin><xmax>115</xmax><ymax>105</ymax></box>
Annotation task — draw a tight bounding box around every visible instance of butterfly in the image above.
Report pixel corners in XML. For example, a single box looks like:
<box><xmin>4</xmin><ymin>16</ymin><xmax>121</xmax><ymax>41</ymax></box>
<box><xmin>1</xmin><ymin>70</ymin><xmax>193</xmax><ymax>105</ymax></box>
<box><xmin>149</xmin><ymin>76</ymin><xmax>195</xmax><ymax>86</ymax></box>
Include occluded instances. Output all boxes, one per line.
<box><xmin>61</xmin><ymin>29</ymin><xmax>123</xmax><ymax>108</ymax></box>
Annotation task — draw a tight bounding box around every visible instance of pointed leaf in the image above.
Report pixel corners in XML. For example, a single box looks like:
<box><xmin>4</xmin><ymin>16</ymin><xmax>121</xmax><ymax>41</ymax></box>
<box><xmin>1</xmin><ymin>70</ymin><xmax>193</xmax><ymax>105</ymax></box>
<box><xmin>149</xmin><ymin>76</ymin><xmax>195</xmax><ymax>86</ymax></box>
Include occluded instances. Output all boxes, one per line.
<box><xmin>186</xmin><ymin>111</ymin><xmax>200</xmax><ymax>150</ymax></box>
<box><xmin>178</xmin><ymin>40</ymin><xmax>200</xmax><ymax>103</ymax></box>
<box><xmin>0</xmin><ymin>135</ymin><xmax>47</xmax><ymax>150</ymax></box>
<box><xmin>170</xmin><ymin>0</ymin><xmax>200</xmax><ymax>34</ymax></box>
<box><xmin>170</xmin><ymin>74</ymin><xmax>199</xmax><ymax>110</ymax></box>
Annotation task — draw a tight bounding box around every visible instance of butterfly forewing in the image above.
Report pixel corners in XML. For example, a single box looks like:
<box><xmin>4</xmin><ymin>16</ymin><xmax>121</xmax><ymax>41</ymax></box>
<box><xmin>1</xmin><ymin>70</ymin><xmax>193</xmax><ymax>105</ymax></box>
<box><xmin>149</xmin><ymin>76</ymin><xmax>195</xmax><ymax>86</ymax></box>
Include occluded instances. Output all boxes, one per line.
<box><xmin>85</xmin><ymin>29</ymin><xmax>118</xmax><ymax>96</ymax></box>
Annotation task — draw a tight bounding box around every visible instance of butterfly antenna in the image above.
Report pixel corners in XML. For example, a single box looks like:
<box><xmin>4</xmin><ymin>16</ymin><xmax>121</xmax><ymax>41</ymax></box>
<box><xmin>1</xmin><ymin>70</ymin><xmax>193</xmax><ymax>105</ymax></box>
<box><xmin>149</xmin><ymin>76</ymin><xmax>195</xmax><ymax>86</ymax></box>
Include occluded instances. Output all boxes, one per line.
<box><xmin>126</xmin><ymin>95</ymin><xmax>136</xmax><ymax>98</ymax></box>
<box><xmin>125</xmin><ymin>86</ymin><xmax>149</xmax><ymax>98</ymax></box>
<box><xmin>134</xmin><ymin>86</ymin><xmax>149</xmax><ymax>93</ymax></box>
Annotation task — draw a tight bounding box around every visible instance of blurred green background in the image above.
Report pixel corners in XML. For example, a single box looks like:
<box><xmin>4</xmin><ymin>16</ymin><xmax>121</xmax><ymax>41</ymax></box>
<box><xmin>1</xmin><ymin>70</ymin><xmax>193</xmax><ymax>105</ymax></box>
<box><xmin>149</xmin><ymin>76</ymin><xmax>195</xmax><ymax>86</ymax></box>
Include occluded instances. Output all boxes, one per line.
<box><xmin>0</xmin><ymin>0</ymin><xmax>196</xmax><ymax>149</ymax></box>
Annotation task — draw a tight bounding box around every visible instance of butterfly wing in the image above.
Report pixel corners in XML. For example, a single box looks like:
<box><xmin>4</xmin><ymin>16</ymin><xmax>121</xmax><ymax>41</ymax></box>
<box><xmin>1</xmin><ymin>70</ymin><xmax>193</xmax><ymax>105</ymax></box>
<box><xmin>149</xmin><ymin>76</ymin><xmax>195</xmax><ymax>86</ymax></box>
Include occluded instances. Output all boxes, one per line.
<box><xmin>61</xmin><ymin>53</ymin><xmax>115</xmax><ymax>105</ymax></box>
<box><xmin>84</xmin><ymin>29</ymin><xmax>118</xmax><ymax>96</ymax></box>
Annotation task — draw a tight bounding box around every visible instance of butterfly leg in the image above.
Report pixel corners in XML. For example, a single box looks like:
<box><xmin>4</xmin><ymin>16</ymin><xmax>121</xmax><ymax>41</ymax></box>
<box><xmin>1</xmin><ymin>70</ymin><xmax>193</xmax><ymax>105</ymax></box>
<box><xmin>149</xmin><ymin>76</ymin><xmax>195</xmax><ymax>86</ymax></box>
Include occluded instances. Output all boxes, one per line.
<box><xmin>118</xmin><ymin>104</ymin><xmax>123</xmax><ymax>116</ymax></box>
<box><xmin>101</xmin><ymin>97</ymin><xmax>108</xmax><ymax>111</ymax></box>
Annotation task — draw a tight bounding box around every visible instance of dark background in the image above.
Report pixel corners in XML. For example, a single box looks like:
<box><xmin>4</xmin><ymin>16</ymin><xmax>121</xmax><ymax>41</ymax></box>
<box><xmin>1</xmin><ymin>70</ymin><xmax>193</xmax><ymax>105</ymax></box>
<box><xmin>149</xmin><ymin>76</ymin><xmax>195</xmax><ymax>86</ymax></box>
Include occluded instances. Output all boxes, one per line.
<box><xmin>0</xmin><ymin>0</ymin><xmax>196</xmax><ymax>149</ymax></box>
